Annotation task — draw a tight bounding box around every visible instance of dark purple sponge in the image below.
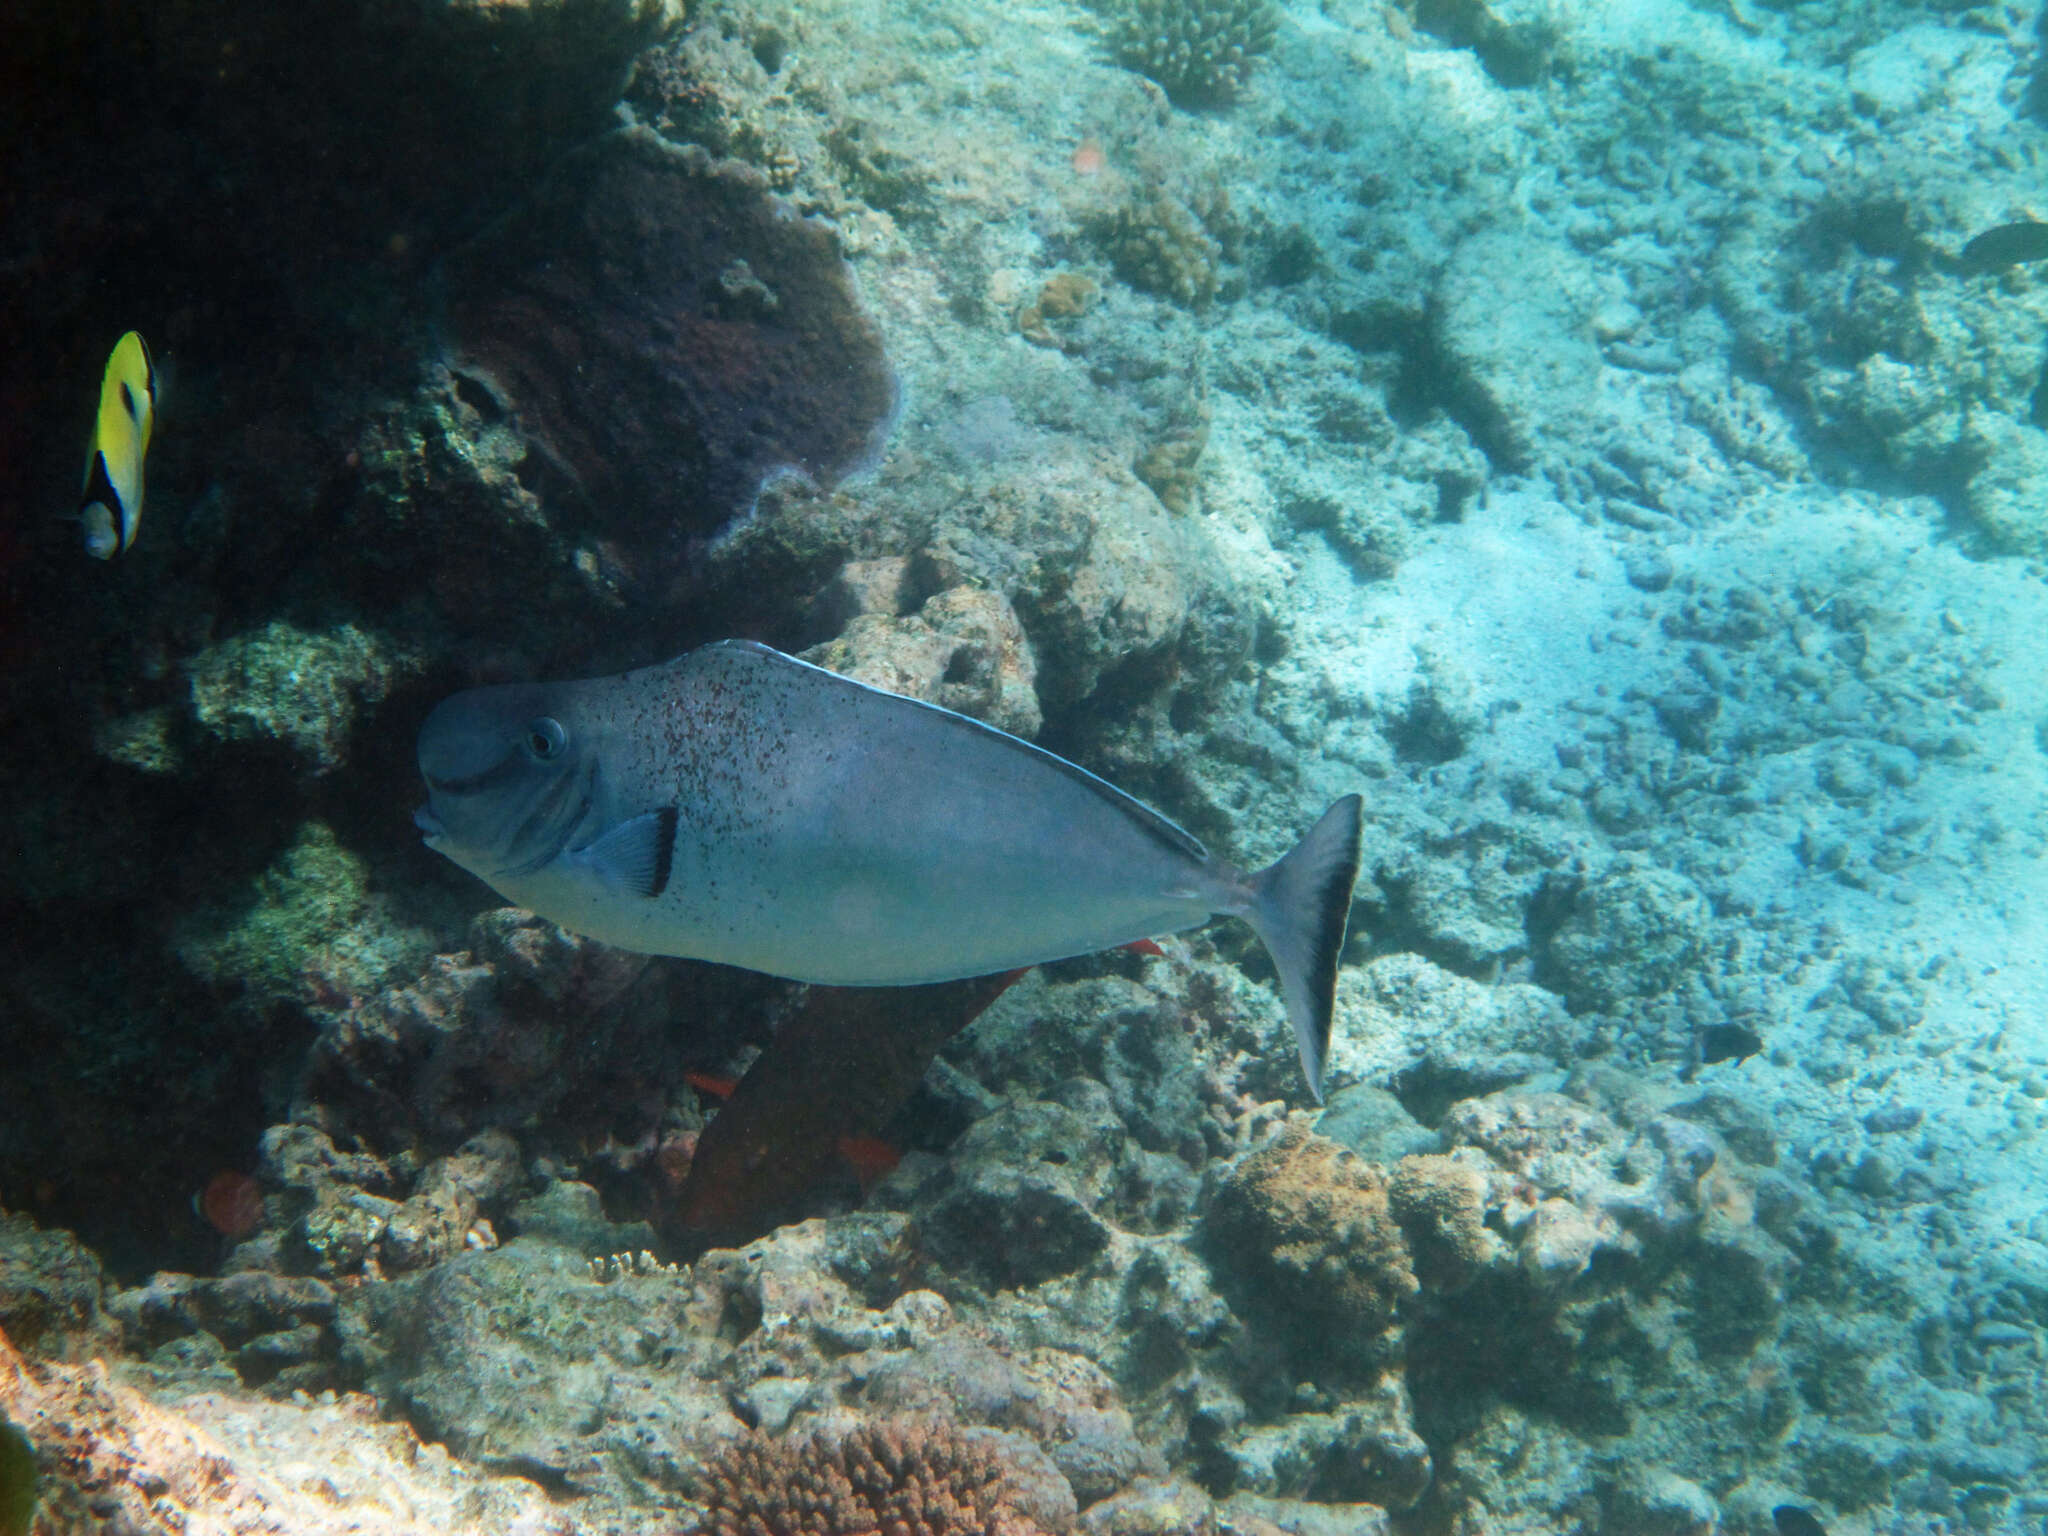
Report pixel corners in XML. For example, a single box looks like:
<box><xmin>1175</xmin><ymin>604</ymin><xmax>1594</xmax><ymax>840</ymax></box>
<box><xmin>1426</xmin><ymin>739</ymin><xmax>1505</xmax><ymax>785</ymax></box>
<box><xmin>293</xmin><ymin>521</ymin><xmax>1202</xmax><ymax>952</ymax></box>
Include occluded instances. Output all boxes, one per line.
<box><xmin>444</xmin><ymin>127</ymin><xmax>896</xmax><ymax>547</ymax></box>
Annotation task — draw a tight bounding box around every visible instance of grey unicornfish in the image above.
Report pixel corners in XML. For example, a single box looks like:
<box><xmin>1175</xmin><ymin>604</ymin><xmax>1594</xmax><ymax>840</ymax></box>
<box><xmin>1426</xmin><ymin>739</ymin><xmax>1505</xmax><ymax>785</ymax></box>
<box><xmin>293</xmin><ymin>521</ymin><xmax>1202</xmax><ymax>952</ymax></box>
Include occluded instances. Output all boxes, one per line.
<box><xmin>415</xmin><ymin>640</ymin><xmax>1363</xmax><ymax>1098</ymax></box>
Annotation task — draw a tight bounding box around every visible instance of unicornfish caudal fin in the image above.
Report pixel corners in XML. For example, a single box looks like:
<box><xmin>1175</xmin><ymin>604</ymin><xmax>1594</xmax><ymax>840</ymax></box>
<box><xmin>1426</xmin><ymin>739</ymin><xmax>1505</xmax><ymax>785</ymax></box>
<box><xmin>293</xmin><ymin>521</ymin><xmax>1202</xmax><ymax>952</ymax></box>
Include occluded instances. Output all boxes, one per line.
<box><xmin>80</xmin><ymin>330</ymin><xmax>156</xmax><ymax>559</ymax></box>
<box><xmin>1244</xmin><ymin>794</ymin><xmax>1363</xmax><ymax>1103</ymax></box>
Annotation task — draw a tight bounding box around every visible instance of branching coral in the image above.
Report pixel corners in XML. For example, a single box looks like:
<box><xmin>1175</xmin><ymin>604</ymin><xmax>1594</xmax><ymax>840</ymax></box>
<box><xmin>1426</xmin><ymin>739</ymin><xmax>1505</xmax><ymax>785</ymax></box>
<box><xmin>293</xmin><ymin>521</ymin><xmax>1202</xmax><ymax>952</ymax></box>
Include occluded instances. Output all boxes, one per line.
<box><xmin>696</xmin><ymin>1420</ymin><xmax>1056</xmax><ymax>1536</ymax></box>
<box><xmin>1099</xmin><ymin>192</ymin><xmax>1223</xmax><ymax>308</ymax></box>
<box><xmin>1095</xmin><ymin>0</ymin><xmax>1278</xmax><ymax>106</ymax></box>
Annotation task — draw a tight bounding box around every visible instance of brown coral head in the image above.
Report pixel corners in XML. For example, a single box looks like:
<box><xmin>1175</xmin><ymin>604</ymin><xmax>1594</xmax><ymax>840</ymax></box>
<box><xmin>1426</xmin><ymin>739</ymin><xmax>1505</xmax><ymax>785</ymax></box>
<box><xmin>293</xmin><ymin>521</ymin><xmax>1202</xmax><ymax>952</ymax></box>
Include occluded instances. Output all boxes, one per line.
<box><xmin>697</xmin><ymin>1419</ymin><xmax>1056</xmax><ymax>1536</ymax></box>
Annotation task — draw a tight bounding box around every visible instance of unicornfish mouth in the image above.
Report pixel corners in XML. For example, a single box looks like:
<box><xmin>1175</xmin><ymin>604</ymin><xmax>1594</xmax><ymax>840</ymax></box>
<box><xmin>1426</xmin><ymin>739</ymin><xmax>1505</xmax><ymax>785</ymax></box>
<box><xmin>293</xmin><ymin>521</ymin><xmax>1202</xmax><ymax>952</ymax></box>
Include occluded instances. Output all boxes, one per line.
<box><xmin>414</xmin><ymin>805</ymin><xmax>446</xmax><ymax>844</ymax></box>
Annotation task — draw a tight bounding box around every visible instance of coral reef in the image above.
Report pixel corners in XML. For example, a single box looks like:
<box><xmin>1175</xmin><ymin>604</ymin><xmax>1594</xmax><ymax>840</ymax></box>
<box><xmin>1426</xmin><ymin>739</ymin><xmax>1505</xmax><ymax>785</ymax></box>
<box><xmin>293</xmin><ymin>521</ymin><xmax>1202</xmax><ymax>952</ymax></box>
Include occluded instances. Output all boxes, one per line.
<box><xmin>11</xmin><ymin>1</ymin><xmax>2048</xmax><ymax>1534</ymax></box>
<box><xmin>696</xmin><ymin>1420</ymin><xmax>1064</xmax><ymax>1536</ymax></box>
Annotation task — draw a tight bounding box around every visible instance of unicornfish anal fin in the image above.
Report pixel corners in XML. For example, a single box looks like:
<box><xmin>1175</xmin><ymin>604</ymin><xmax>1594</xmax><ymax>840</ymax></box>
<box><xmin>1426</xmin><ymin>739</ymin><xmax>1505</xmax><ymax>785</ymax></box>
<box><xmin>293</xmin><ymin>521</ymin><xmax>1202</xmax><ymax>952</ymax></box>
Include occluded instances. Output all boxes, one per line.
<box><xmin>568</xmin><ymin>807</ymin><xmax>678</xmax><ymax>897</ymax></box>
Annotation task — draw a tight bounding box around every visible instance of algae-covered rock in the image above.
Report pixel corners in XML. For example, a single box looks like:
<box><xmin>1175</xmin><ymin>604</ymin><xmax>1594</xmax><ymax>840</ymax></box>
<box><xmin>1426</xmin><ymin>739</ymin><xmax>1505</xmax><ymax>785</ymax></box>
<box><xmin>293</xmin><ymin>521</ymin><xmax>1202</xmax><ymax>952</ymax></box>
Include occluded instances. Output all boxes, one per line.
<box><xmin>1202</xmin><ymin>1125</ymin><xmax>1417</xmax><ymax>1361</ymax></box>
<box><xmin>184</xmin><ymin>621</ymin><xmax>422</xmax><ymax>776</ymax></box>
<box><xmin>912</xmin><ymin>1100</ymin><xmax>1123</xmax><ymax>1289</ymax></box>
<box><xmin>350</xmin><ymin>1234</ymin><xmax>735</xmax><ymax>1493</ymax></box>
<box><xmin>106</xmin><ymin>1266</ymin><xmax>347</xmax><ymax>1393</ymax></box>
<box><xmin>169</xmin><ymin>821</ymin><xmax>431</xmax><ymax>1013</ymax></box>
<box><xmin>1544</xmin><ymin>861</ymin><xmax>1712</xmax><ymax>1013</ymax></box>
<box><xmin>944</xmin><ymin>973</ymin><xmax>1205</xmax><ymax>1162</ymax></box>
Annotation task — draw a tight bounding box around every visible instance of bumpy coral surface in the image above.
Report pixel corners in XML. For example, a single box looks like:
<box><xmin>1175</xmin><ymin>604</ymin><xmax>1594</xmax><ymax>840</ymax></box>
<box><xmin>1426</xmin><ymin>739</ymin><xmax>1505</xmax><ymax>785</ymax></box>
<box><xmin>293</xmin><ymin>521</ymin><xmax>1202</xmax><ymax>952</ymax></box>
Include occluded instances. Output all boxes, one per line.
<box><xmin>696</xmin><ymin>1420</ymin><xmax>1057</xmax><ymax>1536</ymax></box>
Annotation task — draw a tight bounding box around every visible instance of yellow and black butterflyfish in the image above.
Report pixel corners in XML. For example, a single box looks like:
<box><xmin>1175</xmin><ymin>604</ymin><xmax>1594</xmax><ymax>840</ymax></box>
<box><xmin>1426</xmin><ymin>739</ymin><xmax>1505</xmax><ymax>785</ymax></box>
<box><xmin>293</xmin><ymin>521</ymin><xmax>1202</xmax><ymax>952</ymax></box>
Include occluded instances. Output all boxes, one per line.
<box><xmin>79</xmin><ymin>330</ymin><xmax>156</xmax><ymax>559</ymax></box>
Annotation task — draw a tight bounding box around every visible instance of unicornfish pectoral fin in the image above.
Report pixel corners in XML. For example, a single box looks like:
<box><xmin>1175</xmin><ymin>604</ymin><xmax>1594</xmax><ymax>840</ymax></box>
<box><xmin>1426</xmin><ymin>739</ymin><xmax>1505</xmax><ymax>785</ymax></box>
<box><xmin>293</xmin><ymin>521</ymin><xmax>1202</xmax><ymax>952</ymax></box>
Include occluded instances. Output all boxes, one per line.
<box><xmin>1242</xmin><ymin>793</ymin><xmax>1364</xmax><ymax>1103</ymax></box>
<box><xmin>567</xmin><ymin>807</ymin><xmax>678</xmax><ymax>898</ymax></box>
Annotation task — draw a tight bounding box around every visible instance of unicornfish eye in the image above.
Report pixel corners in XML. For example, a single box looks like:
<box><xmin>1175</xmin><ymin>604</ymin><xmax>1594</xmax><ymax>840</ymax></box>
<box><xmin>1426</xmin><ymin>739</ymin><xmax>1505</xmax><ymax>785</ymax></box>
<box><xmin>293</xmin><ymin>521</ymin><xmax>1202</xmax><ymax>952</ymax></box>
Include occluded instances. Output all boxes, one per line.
<box><xmin>525</xmin><ymin>717</ymin><xmax>567</xmax><ymax>760</ymax></box>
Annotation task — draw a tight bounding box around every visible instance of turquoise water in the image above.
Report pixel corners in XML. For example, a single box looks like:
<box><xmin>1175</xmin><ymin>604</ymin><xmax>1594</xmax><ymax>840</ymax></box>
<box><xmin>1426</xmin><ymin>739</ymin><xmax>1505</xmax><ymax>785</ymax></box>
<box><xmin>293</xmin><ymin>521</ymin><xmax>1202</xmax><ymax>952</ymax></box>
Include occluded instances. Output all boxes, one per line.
<box><xmin>2</xmin><ymin>1</ymin><xmax>2046</xmax><ymax>1532</ymax></box>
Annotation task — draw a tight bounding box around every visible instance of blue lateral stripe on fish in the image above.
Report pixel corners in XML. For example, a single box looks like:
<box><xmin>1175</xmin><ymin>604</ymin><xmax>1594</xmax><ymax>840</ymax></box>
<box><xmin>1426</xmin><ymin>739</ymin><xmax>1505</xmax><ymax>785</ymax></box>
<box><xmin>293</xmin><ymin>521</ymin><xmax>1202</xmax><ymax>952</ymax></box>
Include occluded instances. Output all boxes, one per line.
<box><xmin>415</xmin><ymin>640</ymin><xmax>1363</xmax><ymax>1099</ymax></box>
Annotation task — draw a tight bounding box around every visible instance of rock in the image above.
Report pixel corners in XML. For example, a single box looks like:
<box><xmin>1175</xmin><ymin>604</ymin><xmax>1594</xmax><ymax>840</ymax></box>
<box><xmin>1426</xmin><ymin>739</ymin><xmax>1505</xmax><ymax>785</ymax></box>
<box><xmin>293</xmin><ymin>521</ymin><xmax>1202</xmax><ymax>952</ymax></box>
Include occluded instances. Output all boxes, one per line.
<box><xmin>1326</xmin><ymin>954</ymin><xmax>1578</xmax><ymax>1103</ymax></box>
<box><xmin>1314</xmin><ymin>1087</ymin><xmax>1440</xmax><ymax>1165</ymax></box>
<box><xmin>0</xmin><ymin>1322</ymin><xmax>558</xmax><ymax>1534</ymax></box>
<box><xmin>804</xmin><ymin>584</ymin><xmax>1043</xmax><ymax>737</ymax></box>
<box><xmin>0</xmin><ymin>1211</ymin><xmax>115</xmax><ymax>1361</ymax></box>
<box><xmin>1219</xmin><ymin>1490</ymin><xmax>1393</xmax><ymax>1536</ymax></box>
<box><xmin>914</xmin><ymin>1100</ymin><xmax>1120</xmax><ymax>1289</ymax></box>
<box><xmin>109</xmin><ymin>1269</ymin><xmax>336</xmax><ymax>1352</ymax></box>
<box><xmin>1434</xmin><ymin>231</ymin><xmax>1605</xmax><ymax>475</ymax></box>
<box><xmin>920</xmin><ymin>447</ymin><xmax>1209</xmax><ymax>710</ymax></box>
<box><xmin>1078</xmin><ymin>1476</ymin><xmax>1216</xmax><ymax>1535</ymax></box>
<box><xmin>1598</xmin><ymin>1465</ymin><xmax>1718</xmax><ymax>1536</ymax></box>
<box><xmin>1544</xmin><ymin>861</ymin><xmax>1712</xmax><ymax>1012</ymax></box>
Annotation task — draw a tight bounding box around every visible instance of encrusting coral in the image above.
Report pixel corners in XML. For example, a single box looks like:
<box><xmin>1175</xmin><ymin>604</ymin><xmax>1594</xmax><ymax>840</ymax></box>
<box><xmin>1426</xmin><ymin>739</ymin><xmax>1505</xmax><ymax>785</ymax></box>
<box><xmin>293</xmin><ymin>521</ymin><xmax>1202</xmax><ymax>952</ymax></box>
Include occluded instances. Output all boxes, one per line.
<box><xmin>696</xmin><ymin>1419</ymin><xmax>1056</xmax><ymax>1536</ymax></box>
